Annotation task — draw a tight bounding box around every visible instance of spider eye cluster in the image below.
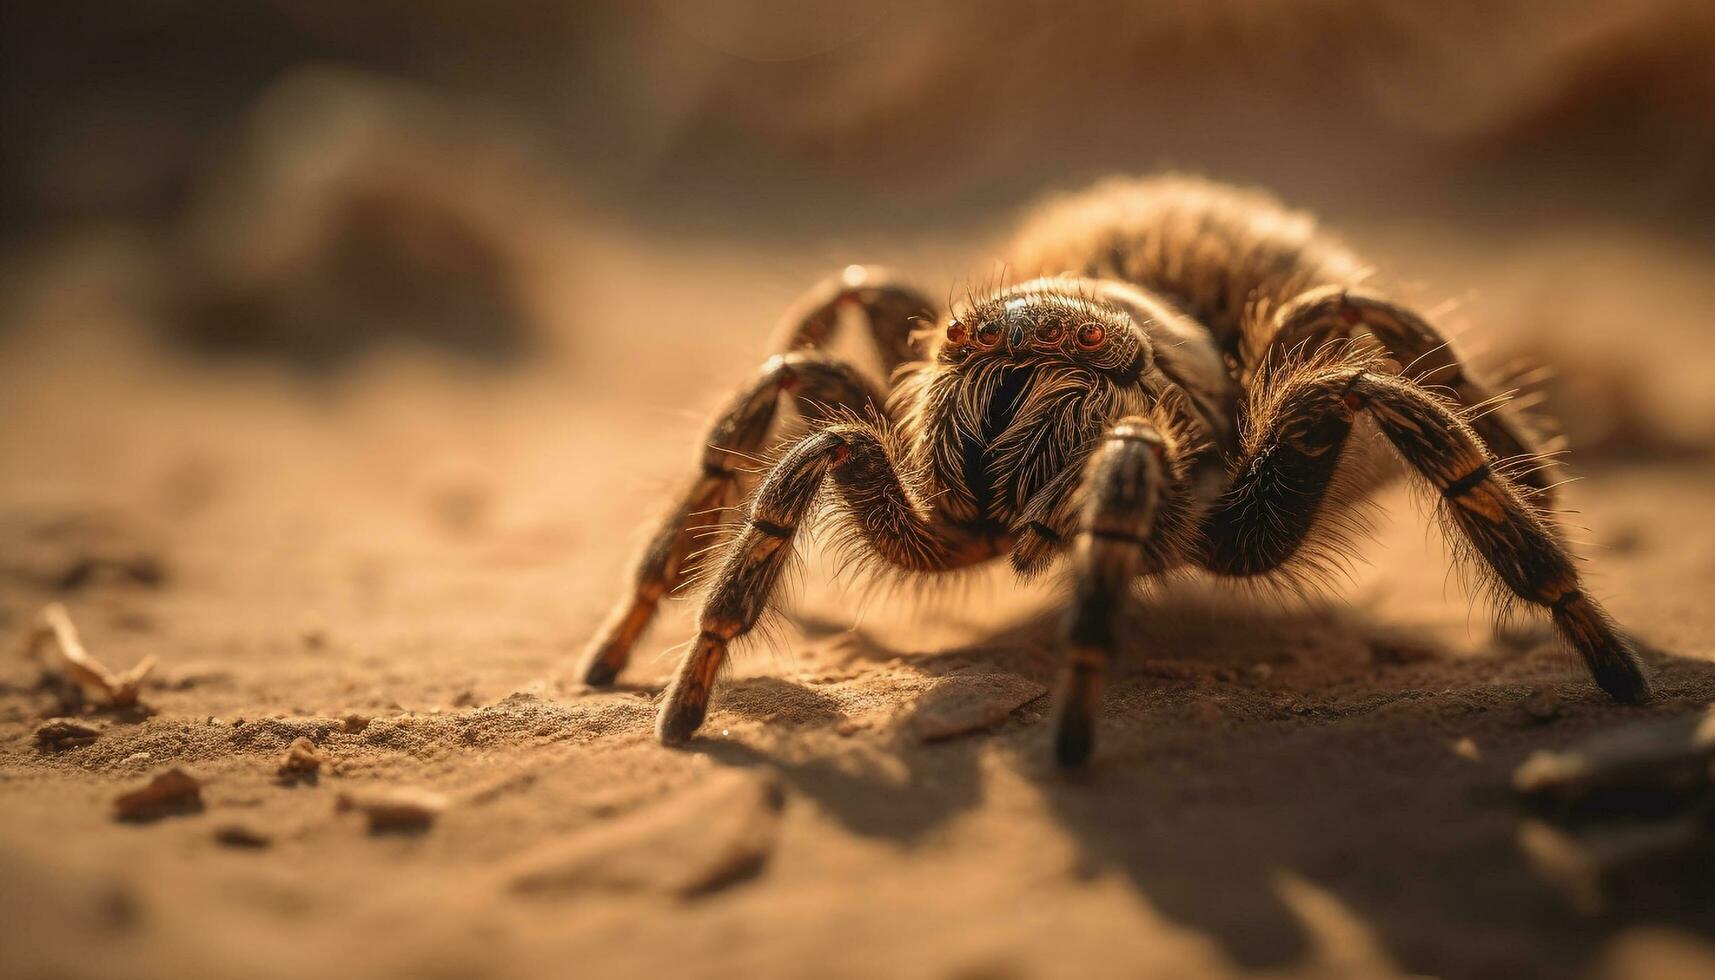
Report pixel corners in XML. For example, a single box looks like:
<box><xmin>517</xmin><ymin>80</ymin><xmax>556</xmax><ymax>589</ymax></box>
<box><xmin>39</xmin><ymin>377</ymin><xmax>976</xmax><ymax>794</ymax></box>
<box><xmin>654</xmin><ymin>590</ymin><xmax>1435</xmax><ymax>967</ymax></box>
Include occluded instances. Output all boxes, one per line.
<box><xmin>945</xmin><ymin>313</ymin><xmax>1112</xmax><ymax>355</ymax></box>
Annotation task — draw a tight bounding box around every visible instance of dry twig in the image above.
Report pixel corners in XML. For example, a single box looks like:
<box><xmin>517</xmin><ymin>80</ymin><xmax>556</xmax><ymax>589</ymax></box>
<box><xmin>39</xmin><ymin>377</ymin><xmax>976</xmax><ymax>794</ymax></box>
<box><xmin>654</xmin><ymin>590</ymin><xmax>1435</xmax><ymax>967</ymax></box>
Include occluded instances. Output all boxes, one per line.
<box><xmin>21</xmin><ymin>602</ymin><xmax>156</xmax><ymax>708</ymax></box>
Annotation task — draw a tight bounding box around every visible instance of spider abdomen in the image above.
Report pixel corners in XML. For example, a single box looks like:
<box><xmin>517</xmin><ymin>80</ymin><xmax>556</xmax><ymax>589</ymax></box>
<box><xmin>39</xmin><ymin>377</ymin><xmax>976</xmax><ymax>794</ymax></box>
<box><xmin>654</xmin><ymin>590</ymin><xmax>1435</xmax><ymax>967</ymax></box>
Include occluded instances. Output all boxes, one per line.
<box><xmin>1005</xmin><ymin>175</ymin><xmax>1367</xmax><ymax>366</ymax></box>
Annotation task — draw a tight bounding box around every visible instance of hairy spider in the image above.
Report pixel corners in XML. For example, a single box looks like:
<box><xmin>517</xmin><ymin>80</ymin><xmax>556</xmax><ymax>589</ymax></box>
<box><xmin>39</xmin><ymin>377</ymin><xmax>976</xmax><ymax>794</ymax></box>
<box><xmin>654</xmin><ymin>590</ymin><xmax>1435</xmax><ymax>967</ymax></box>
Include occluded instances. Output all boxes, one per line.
<box><xmin>579</xmin><ymin>175</ymin><xmax>1651</xmax><ymax>767</ymax></box>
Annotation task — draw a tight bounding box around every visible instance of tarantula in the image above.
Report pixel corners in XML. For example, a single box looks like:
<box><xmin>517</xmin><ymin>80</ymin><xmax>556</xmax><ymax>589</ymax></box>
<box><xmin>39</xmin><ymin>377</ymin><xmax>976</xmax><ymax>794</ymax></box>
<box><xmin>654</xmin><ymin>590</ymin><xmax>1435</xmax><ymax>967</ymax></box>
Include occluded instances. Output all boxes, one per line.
<box><xmin>579</xmin><ymin>175</ymin><xmax>1651</xmax><ymax>767</ymax></box>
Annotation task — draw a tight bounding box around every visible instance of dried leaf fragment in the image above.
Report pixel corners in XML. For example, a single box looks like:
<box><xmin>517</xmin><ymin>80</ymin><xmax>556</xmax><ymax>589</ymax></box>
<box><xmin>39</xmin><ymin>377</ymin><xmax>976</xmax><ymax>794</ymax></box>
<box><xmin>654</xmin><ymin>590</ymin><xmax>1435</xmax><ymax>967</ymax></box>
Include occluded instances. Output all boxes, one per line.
<box><xmin>336</xmin><ymin>787</ymin><xmax>448</xmax><ymax>833</ymax></box>
<box><xmin>35</xmin><ymin>718</ymin><xmax>101</xmax><ymax>751</ymax></box>
<box><xmin>21</xmin><ymin>603</ymin><xmax>156</xmax><ymax>707</ymax></box>
<box><xmin>114</xmin><ymin>768</ymin><xmax>203</xmax><ymax>822</ymax></box>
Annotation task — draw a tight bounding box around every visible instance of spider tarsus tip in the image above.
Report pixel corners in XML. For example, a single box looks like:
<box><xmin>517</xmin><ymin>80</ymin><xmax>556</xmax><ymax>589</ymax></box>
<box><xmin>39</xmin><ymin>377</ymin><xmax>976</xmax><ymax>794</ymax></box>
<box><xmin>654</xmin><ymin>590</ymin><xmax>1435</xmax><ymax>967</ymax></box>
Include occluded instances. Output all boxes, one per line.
<box><xmin>579</xmin><ymin>655</ymin><xmax>622</xmax><ymax>688</ymax></box>
<box><xmin>656</xmin><ymin>701</ymin><xmax>707</xmax><ymax>747</ymax></box>
<box><xmin>1053</xmin><ymin>721</ymin><xmax>1095</xmax><ymax>770</ymax></box>
<box><xmin>1598</xmin><ymin>664</ymin><xmax>1654</xmax><ymax>705</ymax></box>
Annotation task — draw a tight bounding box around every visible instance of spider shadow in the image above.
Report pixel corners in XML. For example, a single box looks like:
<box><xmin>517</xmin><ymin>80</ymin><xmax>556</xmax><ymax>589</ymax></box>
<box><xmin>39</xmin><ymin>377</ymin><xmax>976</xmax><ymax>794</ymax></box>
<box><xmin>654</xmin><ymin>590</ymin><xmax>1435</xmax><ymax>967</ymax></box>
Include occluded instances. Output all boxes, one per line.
<box><xmin>695</xmin><ymin>733</ymin><xmax>990</xmax><ymax>843</ymax></box>
<box><xmin>692</xmin><ymin>659</ymin><xmax>1024</xmax><ymax>842</ymax></box>
<box><xmin>690</xmin><ymin>586</ymin><xmax>1357</xmax><ymax>873</ymax></box>
<box><xmin>1013</xmin><ymin>593</ymin><xmax>1715</xmax><ymax>976</ymax></box>
<box><xmin>703</xmin><ymin>582</ymin><xmax>1715</xmax><ymax>977</ymax></box>
<box><xmin>687</xmin><ymin>593</ymin><xmax>1089</xmax><ymax>841</ymax></box>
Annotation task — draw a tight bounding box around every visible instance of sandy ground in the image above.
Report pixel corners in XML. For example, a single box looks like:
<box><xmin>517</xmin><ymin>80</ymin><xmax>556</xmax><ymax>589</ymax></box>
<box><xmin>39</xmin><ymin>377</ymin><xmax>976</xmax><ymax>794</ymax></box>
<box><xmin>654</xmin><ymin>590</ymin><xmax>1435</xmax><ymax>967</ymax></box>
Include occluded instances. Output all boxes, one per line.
<box><xmin>3</xmin><ymin>207</ymin><xmax>1715</xmax><ymax>980</ymax></box>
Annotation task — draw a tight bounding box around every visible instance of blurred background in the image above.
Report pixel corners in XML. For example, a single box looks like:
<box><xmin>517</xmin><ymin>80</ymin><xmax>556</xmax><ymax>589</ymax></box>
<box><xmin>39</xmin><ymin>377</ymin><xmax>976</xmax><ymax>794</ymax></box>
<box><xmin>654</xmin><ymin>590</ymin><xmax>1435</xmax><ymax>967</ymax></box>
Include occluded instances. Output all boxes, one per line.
<box><xmin>4</xmin><ymin>3</ymin><xmax>1715</xmax><ymax>979</ymax></box>
<box><xmin>5</xmin><ymin>0</ymin><xmax>1714</xmax><ymax>433</ymax></box>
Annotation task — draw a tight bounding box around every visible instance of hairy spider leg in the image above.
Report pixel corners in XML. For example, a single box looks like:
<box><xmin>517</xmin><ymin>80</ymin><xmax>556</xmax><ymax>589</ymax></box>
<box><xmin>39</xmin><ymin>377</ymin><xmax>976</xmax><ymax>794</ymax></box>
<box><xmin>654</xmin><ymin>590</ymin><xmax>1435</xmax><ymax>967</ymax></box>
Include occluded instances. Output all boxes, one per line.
<box><xmin>1255</xmin><ymin>286</ymin><xmax>1559</xmax><ymax>503</ymax></box>
<box><xmin>1201</xmin><ymin>360</ymin><xmax>1651</xmax><ymax>704</ymax></box>
<box><xmin>1054</xmin><ymin>415</ymin><xmax>1198</xmax><ymax>767</ymax></box>
<box><xmin>578</xmin><ymin>268</ymin><xmax>935</xmax><ymax>686</ymax></box>
<box><xmin>657</xmin><ymin>422</ymin><xmax>999</xmax><ymax>744</ymax></box>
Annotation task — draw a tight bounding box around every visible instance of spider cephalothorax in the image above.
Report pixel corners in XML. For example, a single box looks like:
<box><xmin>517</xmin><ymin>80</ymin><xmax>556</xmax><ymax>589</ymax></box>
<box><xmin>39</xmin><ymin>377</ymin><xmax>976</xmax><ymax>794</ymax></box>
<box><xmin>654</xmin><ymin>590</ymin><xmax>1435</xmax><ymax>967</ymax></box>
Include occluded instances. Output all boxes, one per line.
<box><xmin>904</xmin><ymin>283</ymin><xmax>1152</xmax><ymax>526</ymax></box>
<box><xmin>577</xmin><ymin>175</ymin><xmax>1652</xmax><ymax>768</ymax></box>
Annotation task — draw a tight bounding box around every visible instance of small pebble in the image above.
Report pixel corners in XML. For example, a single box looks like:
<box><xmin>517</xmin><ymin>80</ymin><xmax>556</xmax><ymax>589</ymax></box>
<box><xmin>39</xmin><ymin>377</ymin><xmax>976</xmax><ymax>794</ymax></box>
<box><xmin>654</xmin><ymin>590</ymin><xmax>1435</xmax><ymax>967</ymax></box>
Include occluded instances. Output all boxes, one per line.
<box><xmin>114</xmin><ymin>768</ymin><xmax>203</xmax><ymax>822</ymax></box>
<box><xmin>35</xmin><ymin>718</ymin><xmax>101</xmax><ymax>751</ymax></box>
<box><xmin>336</xmin><ymin>787</ymin><xmax>448</xmax><ymax>833</ymax></box>
<box><xmin>214</xmin><ymin>824</ymin><xmax>272</xmax><ymax>849</ymax></box>
<box><xmin>1188</xmin><ymin>700</ymin><xmax>1225</xmax><ymax>725</ymax></box>
<box><xmin>1522</xmin><ymin>689</ymin><xmax>1564</xmax><ymax>723</ymax></box>
<box><xmin>276</xmin><ymin>737</ymin><xmax>325</xmax><ymax>780</ymax></box>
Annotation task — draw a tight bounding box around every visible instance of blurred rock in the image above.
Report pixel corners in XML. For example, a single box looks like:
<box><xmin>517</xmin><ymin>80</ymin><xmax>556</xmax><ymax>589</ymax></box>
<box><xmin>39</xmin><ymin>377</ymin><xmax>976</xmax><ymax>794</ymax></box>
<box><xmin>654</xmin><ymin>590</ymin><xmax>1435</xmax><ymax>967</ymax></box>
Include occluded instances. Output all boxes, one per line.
<box><xmin>171</xmin><ymin>69</ymin><xmax>556</xmax><ymax>368</ymax></box>
<box><xmin>0</xmin><ymin>505</ymin><xmax>168</xmax><ymax>593</ymax></box>
<box><xmin>1514</xmin><ymin>708</ymin><xmax>1715</xmax><ymax>816</ymax></box>
<box><xmin>1514</xmin><ymin>708</ymin><xmax>1715</xmax><ymax>913</ymax></box>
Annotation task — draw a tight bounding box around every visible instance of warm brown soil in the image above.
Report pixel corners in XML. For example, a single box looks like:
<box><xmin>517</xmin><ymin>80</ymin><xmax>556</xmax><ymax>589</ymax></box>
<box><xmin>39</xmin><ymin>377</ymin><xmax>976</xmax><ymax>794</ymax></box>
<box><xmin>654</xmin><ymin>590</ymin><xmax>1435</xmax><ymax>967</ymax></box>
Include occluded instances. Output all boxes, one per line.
<box><xmin>2</xmin><ymin>211</ymin><xmax>1714</xmax><ymax>980</ymax></box>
